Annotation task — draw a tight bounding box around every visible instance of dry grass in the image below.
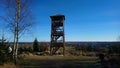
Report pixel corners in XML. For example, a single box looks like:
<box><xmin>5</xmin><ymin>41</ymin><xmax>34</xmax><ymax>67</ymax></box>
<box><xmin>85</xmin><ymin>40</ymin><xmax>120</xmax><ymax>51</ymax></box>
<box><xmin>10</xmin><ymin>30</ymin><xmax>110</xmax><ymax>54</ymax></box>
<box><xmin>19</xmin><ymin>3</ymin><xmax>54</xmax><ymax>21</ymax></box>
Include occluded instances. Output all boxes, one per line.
<box><xmin>18</xmin><ymin>55</ymin><xmax>100</xmax><ymax>68</ymax></box>
<box><xmin>22</xmin><ymin>55</ymin><xmax>98</xmax><ymax>62</ymax></box>
<box><xmin>0</xmin><ymin>63</ymin><xmax>16</xmax><ymax>68</ymax></box>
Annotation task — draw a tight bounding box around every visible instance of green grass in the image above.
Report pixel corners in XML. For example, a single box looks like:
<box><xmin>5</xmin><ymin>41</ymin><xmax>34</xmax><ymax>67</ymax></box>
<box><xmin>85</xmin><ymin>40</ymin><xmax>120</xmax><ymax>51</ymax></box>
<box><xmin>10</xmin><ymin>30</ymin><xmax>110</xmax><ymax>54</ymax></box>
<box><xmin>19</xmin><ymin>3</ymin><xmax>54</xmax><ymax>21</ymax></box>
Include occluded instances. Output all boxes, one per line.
<box><xmin>18</xmin><ymin>56</ymin><xmax>101</xmax><ymax>68</ymax></box>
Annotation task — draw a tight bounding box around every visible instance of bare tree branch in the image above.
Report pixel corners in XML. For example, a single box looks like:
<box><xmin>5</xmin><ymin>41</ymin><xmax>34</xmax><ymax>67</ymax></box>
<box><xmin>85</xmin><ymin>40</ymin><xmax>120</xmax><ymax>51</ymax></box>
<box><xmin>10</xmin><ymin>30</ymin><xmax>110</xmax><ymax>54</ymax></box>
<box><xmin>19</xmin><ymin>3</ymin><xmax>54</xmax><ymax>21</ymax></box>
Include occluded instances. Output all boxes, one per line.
<box><xmin>0</xmin><ymin>0</ymin><xmax>34</xmax><ymax>64</ymax></box>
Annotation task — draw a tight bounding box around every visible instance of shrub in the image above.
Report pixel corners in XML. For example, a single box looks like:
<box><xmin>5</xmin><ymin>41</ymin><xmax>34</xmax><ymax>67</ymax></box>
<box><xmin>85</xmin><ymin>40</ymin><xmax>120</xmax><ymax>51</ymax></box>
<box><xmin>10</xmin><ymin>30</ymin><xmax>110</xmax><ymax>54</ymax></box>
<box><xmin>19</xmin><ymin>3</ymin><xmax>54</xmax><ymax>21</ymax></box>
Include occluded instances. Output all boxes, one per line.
<box><xmin>39</xmin><ymin>42</ymin><xmax>48</xmax><ymax>52</ymax></box>
<box><xmin>18</xmin><ymin>47</ymin><xmax>32</xmax><ymax>54</ymax></box>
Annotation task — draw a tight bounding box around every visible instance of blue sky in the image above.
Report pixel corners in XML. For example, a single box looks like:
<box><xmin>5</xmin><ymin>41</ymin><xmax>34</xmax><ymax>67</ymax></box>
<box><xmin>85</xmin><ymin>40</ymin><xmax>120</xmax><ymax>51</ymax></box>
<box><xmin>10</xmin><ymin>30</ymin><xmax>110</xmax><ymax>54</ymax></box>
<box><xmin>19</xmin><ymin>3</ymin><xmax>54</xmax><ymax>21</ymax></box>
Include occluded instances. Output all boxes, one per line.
<box><xmin>0</xmin><ymin>0</ymin><xmax>120</xmax><ymax>42</ymax></box>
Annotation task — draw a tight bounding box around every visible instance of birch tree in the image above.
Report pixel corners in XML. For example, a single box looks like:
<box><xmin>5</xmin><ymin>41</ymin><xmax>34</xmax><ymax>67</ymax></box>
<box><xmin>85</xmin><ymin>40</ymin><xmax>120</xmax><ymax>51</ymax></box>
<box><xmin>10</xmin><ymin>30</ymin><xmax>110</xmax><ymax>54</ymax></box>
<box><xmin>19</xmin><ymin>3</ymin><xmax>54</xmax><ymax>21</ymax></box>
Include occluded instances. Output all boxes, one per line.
<box><xmin>0</xmin><ymin>0</ymin><xmax>34</xmax><ymax>64</ymax></box>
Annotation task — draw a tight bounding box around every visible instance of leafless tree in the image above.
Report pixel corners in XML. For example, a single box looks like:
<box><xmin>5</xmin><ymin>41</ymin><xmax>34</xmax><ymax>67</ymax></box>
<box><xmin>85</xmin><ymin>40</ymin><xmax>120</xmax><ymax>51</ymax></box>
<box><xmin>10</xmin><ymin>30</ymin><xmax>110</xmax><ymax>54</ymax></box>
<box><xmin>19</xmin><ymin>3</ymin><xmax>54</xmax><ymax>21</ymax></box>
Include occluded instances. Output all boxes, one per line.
<box><xmin>0</xmin><ymin>0</ymin><xmax>34</xmax><ymax>64</ymax></box>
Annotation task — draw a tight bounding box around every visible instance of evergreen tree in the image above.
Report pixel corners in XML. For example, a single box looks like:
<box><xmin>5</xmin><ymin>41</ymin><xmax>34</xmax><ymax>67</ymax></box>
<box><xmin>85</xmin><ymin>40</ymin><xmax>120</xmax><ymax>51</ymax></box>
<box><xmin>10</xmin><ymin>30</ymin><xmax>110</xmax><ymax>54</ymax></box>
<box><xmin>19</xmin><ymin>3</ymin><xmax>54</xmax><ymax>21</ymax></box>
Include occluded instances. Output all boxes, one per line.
<box><xmin>0</xmin><ymin>35</ymin><xmax>12</xmax><ymax>64</ymax></box>
<box><xmin>33</xmin><ymin>38</ymin><xmax>39</xmax><ymax>52</ymax></box>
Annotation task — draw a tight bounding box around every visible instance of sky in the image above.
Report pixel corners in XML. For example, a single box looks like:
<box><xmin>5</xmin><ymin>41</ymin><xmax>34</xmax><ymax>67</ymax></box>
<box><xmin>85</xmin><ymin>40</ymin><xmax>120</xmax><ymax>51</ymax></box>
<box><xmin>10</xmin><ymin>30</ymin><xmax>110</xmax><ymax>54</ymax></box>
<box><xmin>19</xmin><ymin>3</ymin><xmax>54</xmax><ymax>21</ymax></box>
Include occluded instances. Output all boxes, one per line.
<box><xmin>0</xmin><ymin>0</ymin><xmax>120</xmax><ymax>42</ymax></box>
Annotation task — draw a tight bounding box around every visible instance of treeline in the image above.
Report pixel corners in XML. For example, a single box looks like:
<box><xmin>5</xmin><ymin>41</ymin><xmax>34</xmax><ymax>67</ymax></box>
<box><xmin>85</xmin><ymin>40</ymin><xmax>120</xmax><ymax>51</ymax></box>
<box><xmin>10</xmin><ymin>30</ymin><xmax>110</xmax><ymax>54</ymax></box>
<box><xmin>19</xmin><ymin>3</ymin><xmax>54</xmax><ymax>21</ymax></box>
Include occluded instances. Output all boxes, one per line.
<box><xmin>0</xmin><ymin>38</ymin><xmax>49</xmax><ymax>64</ymax></box>
<box><xmin>66</xmin><ymin>43</ymin><xmax>120</xmax><ymax>56</ymax></box>
<box><xmin>1</xmin><ymin>37</ymin><xmax>120</xmax><ymax>64</ymax></box>
<box><xmin>18</xmin><ymin>38</ymin><xmax>49</xmax><ymax>55</ymax></box>
<box><xmin>17</xmin><ymin>42</ymin><xmax>120</xmax><ymax>56</ymax></box>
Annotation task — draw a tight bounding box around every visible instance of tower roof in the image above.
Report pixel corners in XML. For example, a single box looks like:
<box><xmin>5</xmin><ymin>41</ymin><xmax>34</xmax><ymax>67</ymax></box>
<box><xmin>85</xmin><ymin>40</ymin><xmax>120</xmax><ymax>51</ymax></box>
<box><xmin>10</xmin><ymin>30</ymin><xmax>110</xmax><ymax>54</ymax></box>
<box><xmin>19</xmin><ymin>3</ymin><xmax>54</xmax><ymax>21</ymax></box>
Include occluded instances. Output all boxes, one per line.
<box><xmin>50</xmin><ymin>14</ymin><xmax>65</xmax><ymax>20</ymax></box>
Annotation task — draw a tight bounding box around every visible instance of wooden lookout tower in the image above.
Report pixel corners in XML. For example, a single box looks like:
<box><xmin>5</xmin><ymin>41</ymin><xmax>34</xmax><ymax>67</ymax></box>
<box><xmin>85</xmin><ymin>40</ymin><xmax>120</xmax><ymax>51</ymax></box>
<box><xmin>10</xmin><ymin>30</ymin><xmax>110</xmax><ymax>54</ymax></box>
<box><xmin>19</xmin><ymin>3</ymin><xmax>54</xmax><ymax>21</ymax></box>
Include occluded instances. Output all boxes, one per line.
<box><xmin>50</xmin><ymin>14</ymin><xmax>65</xmax><ymax>56</ymax></box>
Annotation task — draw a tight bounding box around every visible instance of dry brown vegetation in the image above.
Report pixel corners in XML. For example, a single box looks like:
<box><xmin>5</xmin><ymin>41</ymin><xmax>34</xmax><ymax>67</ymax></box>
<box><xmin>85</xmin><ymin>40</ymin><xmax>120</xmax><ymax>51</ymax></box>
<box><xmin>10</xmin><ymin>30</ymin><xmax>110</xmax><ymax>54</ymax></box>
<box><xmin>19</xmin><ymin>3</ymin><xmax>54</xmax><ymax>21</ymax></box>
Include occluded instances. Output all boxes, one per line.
<box><xmin>17</xmin><ymin>55</ymin><xmax>99</xmax><ymax>68</ymax></box>
<box><xmin>0</xmin><ymin>63</ymin><xmax>16</xmax><ymax>68</ymax></box>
